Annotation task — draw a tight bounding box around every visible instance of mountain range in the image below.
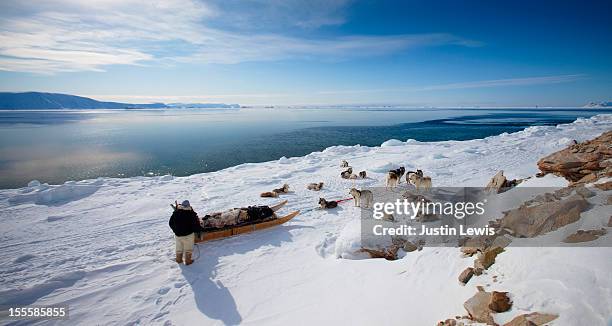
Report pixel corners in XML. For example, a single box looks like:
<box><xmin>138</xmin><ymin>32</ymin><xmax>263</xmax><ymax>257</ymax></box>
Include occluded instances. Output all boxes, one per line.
<box><xmin>0</xmin><ymin>92</ymin><xmax>239</xmax><ymax>110</ymax></box>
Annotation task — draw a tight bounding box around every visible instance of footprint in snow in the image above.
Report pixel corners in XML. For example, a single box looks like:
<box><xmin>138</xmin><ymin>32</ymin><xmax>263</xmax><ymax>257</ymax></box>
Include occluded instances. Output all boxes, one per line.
<box><xmin>157</xmin><ymin>286</ymin><xmax>171</xmax><ymax>295</ymax></box>
<box><xmin>315</xmin><ymin>232</ymin><xmax>337</xmax><ymax>258</ymax></box>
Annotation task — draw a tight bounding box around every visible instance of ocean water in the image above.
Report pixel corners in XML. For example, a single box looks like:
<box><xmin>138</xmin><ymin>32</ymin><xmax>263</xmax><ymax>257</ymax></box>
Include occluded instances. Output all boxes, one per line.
<box><xmin>0</xmin><ymin>107</ymin><xmax>609</xmax><ymax>189</ymax></box>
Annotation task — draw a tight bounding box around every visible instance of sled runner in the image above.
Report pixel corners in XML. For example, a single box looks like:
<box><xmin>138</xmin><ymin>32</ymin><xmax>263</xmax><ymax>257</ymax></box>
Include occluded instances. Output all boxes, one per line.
<box><xmin>195</xmin><ymin>210</ymin><xmax>300</xmax><ymax>243</ymax></box>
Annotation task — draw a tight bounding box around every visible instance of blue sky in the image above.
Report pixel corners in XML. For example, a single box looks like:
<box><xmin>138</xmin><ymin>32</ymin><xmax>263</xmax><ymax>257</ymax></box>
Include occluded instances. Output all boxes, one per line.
<box><xmin>0</xmin><ymin>0</ymin><xmax>610</xmax><ymax>106</ymax></box>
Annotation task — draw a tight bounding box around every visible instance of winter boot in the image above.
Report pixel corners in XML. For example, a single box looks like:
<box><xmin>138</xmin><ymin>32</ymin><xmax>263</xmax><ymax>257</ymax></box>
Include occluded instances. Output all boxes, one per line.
<box><xmin>175</xmin><ymin>252</ymin><xmax>183</xmax><ymax>264</ymax></box>
<box><xmin>185</xmin><ymin>252</ymin><xmax>194</xmax><ymax>265</ymax></box>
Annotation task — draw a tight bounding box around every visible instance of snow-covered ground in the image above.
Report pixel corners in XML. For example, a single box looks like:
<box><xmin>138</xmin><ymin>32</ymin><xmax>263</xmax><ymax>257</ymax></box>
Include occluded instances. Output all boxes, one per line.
<box><xmin>0</xmin><ymin>115</ymin><xmax>611</xmax><ymax>325</ymax></box>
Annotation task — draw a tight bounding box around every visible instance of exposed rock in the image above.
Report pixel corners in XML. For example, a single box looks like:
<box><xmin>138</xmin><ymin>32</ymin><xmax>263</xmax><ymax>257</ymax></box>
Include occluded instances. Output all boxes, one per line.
<box><xmin>537</xmin><ymin>131</ymin><xmax>612</xmax><ymax>184</ymax></box>
<box><xmin>460</xmin><ymin>234</ymin><xmax>511</xmax><ymax>256</ymax></box>
<box><xmin>504</xmin><ymin>312</ymin><xmax>558</xmax><ymax>326</ymax></box>
<box><xmin>608</xmin><ymin>216</ymin><xmax>612</xmax><ymax>227</ymax></box>
<box><xmin>463</xmin><ymin>288</ymin><xmax>495</xmax><ymax>325</ymax></box>
<box><xmin>473</xmin><ymin>267</ymin><xmax>484</xmax><ymax>276</ymax></box>
<box><xmin>500</xmin><ymin>194</ymin><xmax>590</xmax><ymax>238</ymax></box>
<box><xmin>488</xmin><ymin>291</ymin><xmax>512</xmax><ymax>313</ymax></box>
<box><xmin>436</xmin><ymin>319</ymin><xmax>457</xmax><ymax>326</ymax></box>
<box><xmin>359</xmin><ymin>245</ymin><xmax>400</xmax><ymax>260</ymax></box>
<box><xmin>458</xmin><ymin>267</ymin><xmax>475</xmax><ymax>285</ymax></box>
<box><xmin>485</xmin><ymin>170</ymin><xmax>522</xmax><ymax>193</ymax></box>
<box><xmin>402</xmin><ymin>241</ymin><xmax>418</xmax><ymax>252</ymax></box>
<box><xmin>474</xmin><ymin>246</ymin><xmax>504</xmax><ymax>270</ymax></box>
<box><xmin>490</xmin><ymin>235</ymin><xmax>513</xmax><ymax>249</ymax></box>
<box><xmin>574</xmin><ymin>186</ymin><xmax>595</xmax><ymax>198</ymax></box>
<box><xmin>563</xmin><ymin>228</ymin><xmax>607</xmax><ymax>243</ymax></box>
<box><xmin>595</xmin><ymin>181</ymin><xmax>612</xmax><ymax>191</ymax></box>
<box><xmin>607</xmin><ymin>196</ymin><xmax>612</xmax><ymax>205</ymax></box>
<box><xmin>391</xmin><ymin>236</ymin><xmax>406</xmax><ymax>247</ymax></box>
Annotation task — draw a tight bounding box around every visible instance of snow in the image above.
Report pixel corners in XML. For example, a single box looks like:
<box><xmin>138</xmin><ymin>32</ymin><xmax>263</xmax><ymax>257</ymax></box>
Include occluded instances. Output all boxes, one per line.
<box><xmin>0</xmin><ymin>115</ymin><xmax>611</xmax><ymax>325</ymax></box>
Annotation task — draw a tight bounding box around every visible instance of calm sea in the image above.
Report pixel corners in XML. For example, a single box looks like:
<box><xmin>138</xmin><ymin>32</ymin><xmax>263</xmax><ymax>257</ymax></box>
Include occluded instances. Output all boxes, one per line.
<box><xmin>0</xmin><ymin>107</ymin><xmax>609</xmax><ymax>189</ymax></box>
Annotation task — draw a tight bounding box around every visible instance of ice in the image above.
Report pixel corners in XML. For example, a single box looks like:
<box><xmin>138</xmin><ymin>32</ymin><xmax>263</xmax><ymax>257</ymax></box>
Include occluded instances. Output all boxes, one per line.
<box><xmin>380</xmin><ymin>139</ymin><xmax>405</xmax><ymax>147</ymax></box>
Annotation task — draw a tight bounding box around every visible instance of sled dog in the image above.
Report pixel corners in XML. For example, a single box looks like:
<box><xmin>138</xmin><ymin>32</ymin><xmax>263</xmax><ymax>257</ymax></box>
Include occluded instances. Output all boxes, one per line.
<box><xmin>389</xmin><ymin>166</ymin><xmax>406</xmax><ymax>183</ymax></box>
<box><xmin>341</xmin><ymin>167</ymin><xmax>354</xmax><ymax>179</ymax></box>
<box><xmin>408</xmin><ymin>173</ymin><xmax>432</xmax><ymax>192</ymax></box>
<box><xmin>307</xmin><ymin>182</ymin><xmax>324</xmax><ymax>191</ymax></box>
<box><xmin>261</xmin><ymin>184</ymin><xmax>290</xmax><ymax>197</ymax></box>
<box><xmin>349</xmin><ymin>188</ymin><xmax>373</xmax><ymax>208</ymax></box>
<box><xmin>319</xmin><ymin>198</ymin><xmax>338</xmax><ymax>209</ymax></box>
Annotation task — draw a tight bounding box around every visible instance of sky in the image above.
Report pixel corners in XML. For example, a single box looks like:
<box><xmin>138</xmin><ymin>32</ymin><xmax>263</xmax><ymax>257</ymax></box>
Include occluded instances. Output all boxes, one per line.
<box><xmin>0</xmin><ymin>0</ymin><xmax>610</xmax><ymax>106</ymax></box>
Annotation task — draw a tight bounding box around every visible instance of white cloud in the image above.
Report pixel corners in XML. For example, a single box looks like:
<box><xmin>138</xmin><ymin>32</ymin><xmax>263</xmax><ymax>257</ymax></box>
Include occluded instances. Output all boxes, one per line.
<box><xmin>317</xmin><ymin>75</ymin><xmax>586</xmax><ymax>95</ymax></box>
<box><xmin>418</xmin><ymin>74</ymin><xmax>586</xmax><ymax>91</ymax></box>
<box><xmin>0</xmin><ymin>0</ymin><xmax>481</xmax><ymax>74</ymax></box>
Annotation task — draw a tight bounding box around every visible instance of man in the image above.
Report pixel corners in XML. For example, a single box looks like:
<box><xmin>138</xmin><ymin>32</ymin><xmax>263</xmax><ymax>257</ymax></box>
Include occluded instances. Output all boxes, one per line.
<box><xmin>169</xmin><ymin>200</ymin><xmax>202</xmax><ymax>265</ymax></box>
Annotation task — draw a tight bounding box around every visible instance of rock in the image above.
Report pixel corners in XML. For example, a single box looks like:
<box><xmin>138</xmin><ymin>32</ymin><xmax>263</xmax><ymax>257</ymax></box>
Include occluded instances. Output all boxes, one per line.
<box><xmin>359</xmin><ymin>245</ymin><xmax>400</xmax><ymax>260</ymax></box>
<box><xmin>463</xmin><ymin>288</ymin><xmax>495</xmax><ymax>325</ymax></box>
<box><xmin>391</xmin><ymin>236</ymin><xmax>407</xmax><ymax>247</ymax></box>
<box><xmin>485</xmin><ymin>170</ymin><xmax>520</xmax><ymax>193</ymax></box>
<box><xmin>437</xmin><ymin>319</ymin><xmax>457</xmax><ymax>326</ymax></box>
<box><xmin>607</xmin><ymin>196</ymin><xmax>612</xmax><ymax>205</ymax></box>
<box><xmin>500</xmin><ymin>194</ymin><xmax>590</xmax><ymax>238</ymax></box>
<box><xmin>595</xmin><ymin>181</ymin><xmax>612</xmax><ymax>191</ymax></box>
<box><xmin>458</xmin><ymin>267</ymin><xmax>475</xmax><ymax>284</ymax></box>
<box><xmin>473</xmin><ymin>267</ymin><xmax>484</xmax><ymax>276</ymax></box>
<box><xmin>576</xmin><ymin>173</ymin><xmax>598</xmax><ymax>184</ymax></box>
<box><xmin>504</xmin><ymin>312</ymin><xmax>558</xmax><ymax>326</ymax></box>
<box><xmin>461</xmin><ymin>246</ymin><xmax>479</xmax><ymax>256</ymax></box>
<box><xmin>474</xmin><ymin>246</ymin><xmax>504</xmax><ymax>270</ymax></box>
<box><xmin>402</xmin><ymin>241</ymin><xmax>418</xmax><ymax>252</ymax></box>
<box><xmin>608</xmin><ymin>216</ymin><xmax>612</xmax><ymax>227</ymax></box>
<box><xmin>490</xmin><ymin>235</ymin><xmax>513</xmax><ymax>249</ymax></box>
<box><xmin>563</xmin><ymin>228</ymin><xmax>607</xmax><ymax>243</ymax></box>
<box><xmin>486</xmin><ymin>170</ymin><xmax>507</xmax><ymax>193</ymax></box>
<box><xmin>574</xmin><ymin>186</ymin><xmax>595</xmax><ymax>198</ymax></box>
<box><xmin>488</xmin><ymin>291</ymin><xmax>512</xmax><ymax>313</ymax></box>
<box><xmin>537</xmin><ymin>131</ymin><xmax>612</xmax><ymax>183</ymax></box>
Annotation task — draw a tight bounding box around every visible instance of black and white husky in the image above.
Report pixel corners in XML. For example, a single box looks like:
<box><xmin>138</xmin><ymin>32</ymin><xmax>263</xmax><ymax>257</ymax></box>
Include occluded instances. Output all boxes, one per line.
<box><xmin>386</xmin><ymin>166</ymin><xmax>405</xmax><ymax>189</ymax></box>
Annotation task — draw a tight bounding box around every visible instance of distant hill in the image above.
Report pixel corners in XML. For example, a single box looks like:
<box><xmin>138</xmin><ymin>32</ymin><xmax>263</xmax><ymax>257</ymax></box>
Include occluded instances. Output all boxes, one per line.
<box><xmin>166</xmin><ymin>103</ymin><xmax>240</xmax><ymax>109</ymax></box>
<box><xmin>584</xmin><ymin>101</ymin><xmax>612</xmax><ymax>108</ymax></box>
<box><xmin>0</xmin><ymin>92</ymin><xmax>166</xmax><ymax>110</ymax></box>
<box><xmin>0</xmin><ymin>92</ymin><xmax>240</xmax><ymax>110</ymax></box>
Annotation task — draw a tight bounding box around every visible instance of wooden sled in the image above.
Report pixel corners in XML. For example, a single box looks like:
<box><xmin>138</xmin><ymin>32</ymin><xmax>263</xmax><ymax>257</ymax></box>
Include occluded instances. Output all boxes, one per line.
<box><xmin>195</xmin><ymin>210</ymin><xmax>299</xmax><ymax>243</ymax></box>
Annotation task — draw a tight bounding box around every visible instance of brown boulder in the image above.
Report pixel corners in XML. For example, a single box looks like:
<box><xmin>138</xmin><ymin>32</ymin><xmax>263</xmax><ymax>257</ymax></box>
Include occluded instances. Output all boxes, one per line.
<box><xmin>402</xmin><ymin>241</ymin><xmax>418</xmax><ymax>252</ymax></box>
<box><xmin>474</xmin><ymin>246</ymin><xmax>504</xmax><ymax>270</ymax></box>
<box><xmin>464</xmin><ymin>288</ymin><xmax>495</xmax><ymax>325</ymax></box>
<box><xmin>595</xmin><ymin>181</ymin><xmax>612</xmax><ymax>191</ymax></box>
<box><xmin>537</xmin><ymin>131</ymin><xmax>612</xmax><ymax>183</ymax></box>
<box><xmin>563</xmin><ymin>228</ymin><xmax>607</xmax><ymax>243</ymax></box>
<box><xmin>488</xmin><ymin>291</ymin><xmax>512</xmax><ymax>313</ymax></box>
<box><xmin>458</xmin><ymin>267</ymin><xmax>475</xmax><ymax>285</ymax></box>
<box><xmin>485</xmin><ymin>171</ymin><xmax>521</xmax><ymax>193</ymax></box>
<box><xmin>574</xmin><ymin>185</ymin><xmax>595</xmax><ymax>198</ymax></box>
<box><xmin>436</xmin><ymin>319</ymin><xmax>457</xmax><ymax>326</ymax></box>
<box><xmin>359</xmin><ymin>245</ymin><xmax>400</xmax><ymax>260</ymax></box>
<box><xmin>500</xmin><ymin>194</ymin><xmax>590</xmax><ymax>238</ymax></box>
<box><xmin>504</xmin><ymin>312</ymin><xmax>558</xmax><ymax>326</ymax></box>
